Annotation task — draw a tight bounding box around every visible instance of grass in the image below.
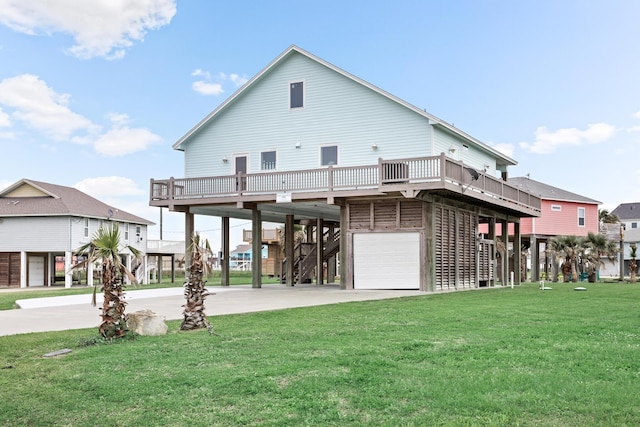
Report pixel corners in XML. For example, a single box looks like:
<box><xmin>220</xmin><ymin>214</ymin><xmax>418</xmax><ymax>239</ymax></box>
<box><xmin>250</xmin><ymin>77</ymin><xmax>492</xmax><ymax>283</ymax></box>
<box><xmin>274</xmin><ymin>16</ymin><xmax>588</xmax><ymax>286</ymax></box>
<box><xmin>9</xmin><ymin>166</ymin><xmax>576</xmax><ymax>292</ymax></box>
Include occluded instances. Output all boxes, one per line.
<box><xmin>0</xmin><ymin>271</ymin><xmax>280</xmax><ymax>310</ymax></box>
<box><xmin>1</xmin><ymin>282</ymin><xmax>639</xmax><ymax>426</ymax></box>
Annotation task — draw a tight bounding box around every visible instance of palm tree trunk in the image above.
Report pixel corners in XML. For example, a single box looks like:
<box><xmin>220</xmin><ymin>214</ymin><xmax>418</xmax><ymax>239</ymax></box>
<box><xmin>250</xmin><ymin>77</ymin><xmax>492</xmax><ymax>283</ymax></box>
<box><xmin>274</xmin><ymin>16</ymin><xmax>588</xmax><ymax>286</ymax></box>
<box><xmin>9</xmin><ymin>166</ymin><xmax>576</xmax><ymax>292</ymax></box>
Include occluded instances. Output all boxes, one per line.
<box><xmin>99</xmin><ymin>262</ymin><xmax>128</xmax><ymax>338</ymax></box>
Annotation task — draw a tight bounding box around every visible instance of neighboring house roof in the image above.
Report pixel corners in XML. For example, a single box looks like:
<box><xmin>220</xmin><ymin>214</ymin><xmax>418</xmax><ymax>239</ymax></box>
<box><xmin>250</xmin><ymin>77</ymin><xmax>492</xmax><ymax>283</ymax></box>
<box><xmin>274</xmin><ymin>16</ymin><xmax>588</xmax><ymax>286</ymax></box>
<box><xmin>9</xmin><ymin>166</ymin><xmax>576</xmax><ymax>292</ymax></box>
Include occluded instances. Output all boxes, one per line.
<box><xmin>611</xmin><ymin>202</ymin><xmax>640</xmax><ymax>220</ymax></box>
<box><xmin>0</xmin><ymin>179</ymin><xmax>154</xmax><ymax>225</ymax></box>
<box><xmin>231</xmin><ymin>244</ymin><xmax>252</xmax><ymax>255</ymax></box>
<box><xmin>173</xmin><ymin>45</ymin><xmax>518</xmax><ymax>168</ymax></box>
<box><xmin>508</xmin><ymin>177</ymin><xmax>601</xmax><ymax>204</ymax></box>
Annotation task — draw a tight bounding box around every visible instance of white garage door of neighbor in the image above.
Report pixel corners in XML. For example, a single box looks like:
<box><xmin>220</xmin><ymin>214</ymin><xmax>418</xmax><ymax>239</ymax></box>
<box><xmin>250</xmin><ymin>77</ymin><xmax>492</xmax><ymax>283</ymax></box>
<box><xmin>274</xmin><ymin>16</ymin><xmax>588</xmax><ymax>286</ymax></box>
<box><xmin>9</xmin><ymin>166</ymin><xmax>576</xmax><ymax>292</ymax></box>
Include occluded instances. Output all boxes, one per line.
<box><xmin>28</xmin><ymin>256</ymin><xmax>45</xmax><ymax>287</ymax></box>
<box><xmin>353</xmin><ymin>232</ymin><xmax>420</xmax><ymax>290</ymax></box>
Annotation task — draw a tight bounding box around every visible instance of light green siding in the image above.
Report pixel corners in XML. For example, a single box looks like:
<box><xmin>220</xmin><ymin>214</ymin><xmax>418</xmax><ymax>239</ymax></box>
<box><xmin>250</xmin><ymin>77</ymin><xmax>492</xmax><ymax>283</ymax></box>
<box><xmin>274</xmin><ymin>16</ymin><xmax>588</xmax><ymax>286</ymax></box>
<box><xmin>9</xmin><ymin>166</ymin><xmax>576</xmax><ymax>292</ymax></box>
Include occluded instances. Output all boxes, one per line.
<box><xmin>183</xmin><ymin>52</ymin><xmax>435</xmax><ymax>177</ymax></box>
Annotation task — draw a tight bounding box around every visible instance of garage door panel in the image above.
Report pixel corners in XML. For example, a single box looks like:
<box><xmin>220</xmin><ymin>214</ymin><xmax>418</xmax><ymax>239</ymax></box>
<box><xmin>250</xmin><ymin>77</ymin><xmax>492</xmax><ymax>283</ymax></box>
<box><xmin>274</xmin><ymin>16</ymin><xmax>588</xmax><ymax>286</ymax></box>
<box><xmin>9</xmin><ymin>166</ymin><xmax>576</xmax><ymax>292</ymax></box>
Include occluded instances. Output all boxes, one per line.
<box><xmin>353</xmin><ymin>232</ymin><xmax>420</xmax><ymax>290</ymax></box>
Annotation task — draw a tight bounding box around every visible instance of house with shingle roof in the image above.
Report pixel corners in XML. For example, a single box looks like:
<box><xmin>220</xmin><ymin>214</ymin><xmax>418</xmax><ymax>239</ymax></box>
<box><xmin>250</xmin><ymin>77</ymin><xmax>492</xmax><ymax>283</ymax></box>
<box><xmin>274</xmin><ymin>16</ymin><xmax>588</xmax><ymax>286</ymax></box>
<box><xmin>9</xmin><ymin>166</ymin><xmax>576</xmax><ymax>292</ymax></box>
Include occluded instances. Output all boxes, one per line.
<box><xmin>0</xmin><ymin>179</ymin><xmax>154</xmax><ymax>288</ymax></box>
<box><xmin>499</xmin><ymin>176</ymin><xmax>601</xmax><ymax>281</ymax></box>
<box><xmin>608</xmin><ymin>202</ymin><xmax>640</xmax><ymax>277</ymax></box>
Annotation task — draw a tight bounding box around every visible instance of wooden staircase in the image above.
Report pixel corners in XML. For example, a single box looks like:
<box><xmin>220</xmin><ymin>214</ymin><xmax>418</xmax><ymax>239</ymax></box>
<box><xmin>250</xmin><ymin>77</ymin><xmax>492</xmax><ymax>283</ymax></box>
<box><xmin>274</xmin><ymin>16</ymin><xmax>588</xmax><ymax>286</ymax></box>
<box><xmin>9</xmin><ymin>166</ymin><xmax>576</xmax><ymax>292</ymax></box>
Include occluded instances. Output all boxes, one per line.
<box><xmin>281</xmin><ymin>230</ymin><xmax>340</xmax><ymax>284</ymax></box>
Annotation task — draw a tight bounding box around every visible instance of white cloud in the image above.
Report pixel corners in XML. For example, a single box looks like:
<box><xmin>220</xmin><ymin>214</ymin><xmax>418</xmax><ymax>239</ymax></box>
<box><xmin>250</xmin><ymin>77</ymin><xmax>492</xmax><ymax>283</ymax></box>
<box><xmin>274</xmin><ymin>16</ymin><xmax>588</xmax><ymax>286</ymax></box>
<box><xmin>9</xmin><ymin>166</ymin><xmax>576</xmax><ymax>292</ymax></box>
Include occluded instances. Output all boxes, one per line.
<box><xmin>0</xmin><ymin>0</ymin><xmax>176</xmax><ymax>59</ymax></box>
<box><xmin>519</xmin><ymin>123</ymin><xmax>616</xmax><ymax>154</ymax></box>
<box><xmin>74</xmin><ymin>176</ymin><xmax>145</xmax><ymax>198</ymax></box>
<box><xmin>191</xmin><ymin>69</ymin><xmax>248</xmax><ymax>95</ymax></box>
<box><xmin>0</xmin><ymin>74</ymin><xmax>99</xmax><ymax>139</ymax></box>
<box><xmin>489</xmin><ymin>142</ymin><xmax>515</xmax><ymax>158</ymax></box>
<box><xmin>192</xmin><ymin>80</ymin><xmax>224</xmax><ymax>96</ymax></box>
<box><xmin>0</xmin><ymin>107</ymin><xmax>10</xmax><ymax>127</ymax></box>
<box><xmin>634</xmin><ymin>111</ymin><xmax>640</xmax><ymax>119</ymax></box>
<box><xmin>628</xmin><ymin>126</ymin><xmax>640</xmax><ymax>133</ymax></box>
<box><xmin>0</xmin><ymin>74</ymin><xmax>161</xmax><ymax>156</ymax></box>
<box><xmin>191</xmin><ymin>69</ymin><xmax>211</xmax><ymax>79</ymax></box>
<box><xmin>93</xmin><ymin>123</ymin><xmax>162</xmax><ymax>156</ymax></box>
<box><xmin>230</xmin><ymin>73</ymin><xmax>248</xmax><ymax>87</ymax></box>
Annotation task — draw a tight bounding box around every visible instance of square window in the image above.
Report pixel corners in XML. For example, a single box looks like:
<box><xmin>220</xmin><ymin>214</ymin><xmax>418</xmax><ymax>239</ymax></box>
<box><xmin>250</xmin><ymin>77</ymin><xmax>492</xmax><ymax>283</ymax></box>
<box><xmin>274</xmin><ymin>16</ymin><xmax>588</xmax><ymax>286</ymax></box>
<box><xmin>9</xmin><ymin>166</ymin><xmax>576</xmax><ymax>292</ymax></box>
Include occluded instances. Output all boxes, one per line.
<box><xmin>290</xmin><ymin>82</ymin><xmax>303</xmax><ymax>109</ymax></box>
<box><xmin>321</xmin><ymin>146</ymin><xmax>338</xmax><ymax>166</ymax></box>
<box><xmin>632</xmin><ymin>222</ymin><xmax>637</xmax><ymax>229</ymax></box>
<box><xmin>261</xmin><ymin>151</ymin><xmax>276</xmax><ymax>170</ymax></box>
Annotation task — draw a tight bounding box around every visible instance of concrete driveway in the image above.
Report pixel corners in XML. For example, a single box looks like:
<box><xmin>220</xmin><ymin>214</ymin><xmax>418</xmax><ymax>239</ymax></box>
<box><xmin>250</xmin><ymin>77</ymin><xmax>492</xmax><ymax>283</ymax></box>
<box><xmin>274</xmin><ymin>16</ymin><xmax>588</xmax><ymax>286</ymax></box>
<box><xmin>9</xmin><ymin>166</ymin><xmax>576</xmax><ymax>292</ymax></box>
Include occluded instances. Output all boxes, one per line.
<box><xmin>0</xmin><ymin>284</ymin><xmax>423</xmax><ymax>337</ymax></box>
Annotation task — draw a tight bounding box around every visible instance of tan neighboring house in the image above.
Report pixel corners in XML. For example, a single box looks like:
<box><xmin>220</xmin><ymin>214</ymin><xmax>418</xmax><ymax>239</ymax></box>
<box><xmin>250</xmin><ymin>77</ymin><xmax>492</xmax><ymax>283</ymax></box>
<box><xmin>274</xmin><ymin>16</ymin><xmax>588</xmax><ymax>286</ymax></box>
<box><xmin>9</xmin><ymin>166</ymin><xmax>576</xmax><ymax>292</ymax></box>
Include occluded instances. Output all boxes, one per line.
<box><xmin>0</xmin><ymin>179</ymin><xmax>154</xmax><ymax>288</ymax></box>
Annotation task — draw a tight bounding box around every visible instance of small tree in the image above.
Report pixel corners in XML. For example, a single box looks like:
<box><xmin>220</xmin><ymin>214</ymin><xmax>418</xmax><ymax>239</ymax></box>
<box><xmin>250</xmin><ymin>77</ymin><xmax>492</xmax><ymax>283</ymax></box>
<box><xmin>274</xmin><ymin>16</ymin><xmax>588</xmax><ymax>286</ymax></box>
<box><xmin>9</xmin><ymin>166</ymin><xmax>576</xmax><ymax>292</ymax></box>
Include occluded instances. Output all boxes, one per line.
<box><xmin>73</xmin><ymin>223</ymin><xmax>140</xmax><ymax>339</ymax></box>
<box><xmin>582</xmin><ymin>232</ymin><xmax>618</xmax><ymax>283</ymax></box>
<box><xmin>630</xmin><ymin>244</ymin><xmax>637</xmax><ymax>283</ymax></box>
<box><xmin>180</xmin><ymin>233</ymin><xmax>214</xmax><ymax>332</ymax></box>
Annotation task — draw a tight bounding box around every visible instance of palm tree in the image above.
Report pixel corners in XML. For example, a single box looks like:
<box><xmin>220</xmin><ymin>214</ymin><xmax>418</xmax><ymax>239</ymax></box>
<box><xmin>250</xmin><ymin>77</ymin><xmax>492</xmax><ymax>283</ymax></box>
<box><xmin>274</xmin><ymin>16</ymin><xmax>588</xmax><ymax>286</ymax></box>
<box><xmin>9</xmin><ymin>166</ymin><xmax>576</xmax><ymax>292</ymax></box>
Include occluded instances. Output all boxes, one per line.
<box><xmin>630</xmin><ymin>243</ymin><xmax>637</xmax><ymax>283</ymax></box>
<box><xmin>73</xmin><ymin>223</ymin><xmax>141</xmax><ymax>339</ymax></box>
<box><xmin>180</xmin><ymin>233</ymin><xmax>214</xmax><ymax>332</ymax></box>
<box><xmin>599</xmin><ymin>209</ymin><xmax>619</xmax><ymax>224</ymax></box>
<box><xmin>546</xmin><ymin>237</ymin><xmax>564</xmax><ymax>282</ymax></box>
<box><xmin>552</xmin><ymin>235</ymin><xmax>581</xmax><ymax>282</ymax></box>
<box><xmin>582</xmin><ymin>232</ymin><xmax>618</xmax><ymax>282</ymax></box>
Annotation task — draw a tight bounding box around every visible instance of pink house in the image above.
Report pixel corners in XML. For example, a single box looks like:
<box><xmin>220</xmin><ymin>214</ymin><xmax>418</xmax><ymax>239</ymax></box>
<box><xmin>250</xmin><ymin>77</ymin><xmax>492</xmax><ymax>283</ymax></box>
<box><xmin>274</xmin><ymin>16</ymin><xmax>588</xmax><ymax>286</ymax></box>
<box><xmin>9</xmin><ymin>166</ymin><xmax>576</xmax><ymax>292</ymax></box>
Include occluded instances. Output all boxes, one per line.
<box><xmin>481</xmin><ymin>177</ymin><xmax>600</xmax><ymax>280</ymax></box>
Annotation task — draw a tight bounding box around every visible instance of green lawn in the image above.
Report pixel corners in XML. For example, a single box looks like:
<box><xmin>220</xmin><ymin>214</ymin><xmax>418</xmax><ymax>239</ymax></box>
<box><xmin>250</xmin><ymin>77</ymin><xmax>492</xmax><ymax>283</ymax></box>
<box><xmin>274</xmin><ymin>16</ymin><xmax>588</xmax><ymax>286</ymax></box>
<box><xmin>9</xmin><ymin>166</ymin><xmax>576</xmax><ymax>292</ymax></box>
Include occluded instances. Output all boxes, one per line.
<box><xmin>1</xmin><ymin>282</ymin><xmax>638</xmax><ymax>426</ymax></box>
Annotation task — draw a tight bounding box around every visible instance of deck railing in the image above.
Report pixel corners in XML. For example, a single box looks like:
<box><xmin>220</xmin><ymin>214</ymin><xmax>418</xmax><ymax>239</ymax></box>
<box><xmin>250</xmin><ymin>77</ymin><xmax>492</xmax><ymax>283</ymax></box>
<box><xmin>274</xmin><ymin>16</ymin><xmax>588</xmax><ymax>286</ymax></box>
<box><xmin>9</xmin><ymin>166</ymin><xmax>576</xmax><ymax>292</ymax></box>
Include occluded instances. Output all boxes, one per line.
<box><xmin>150</xmin><ymin>153</ymin><xmax>541</xmax><ymax>212</ymax></box>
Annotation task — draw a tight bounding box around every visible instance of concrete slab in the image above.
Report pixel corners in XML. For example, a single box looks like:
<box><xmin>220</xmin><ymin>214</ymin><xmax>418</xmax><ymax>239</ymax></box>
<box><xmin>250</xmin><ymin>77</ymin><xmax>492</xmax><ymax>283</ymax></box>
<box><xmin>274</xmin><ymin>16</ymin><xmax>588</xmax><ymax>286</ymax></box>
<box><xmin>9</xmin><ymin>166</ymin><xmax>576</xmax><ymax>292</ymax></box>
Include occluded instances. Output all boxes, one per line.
<box><xmin>0</xmin><ymin>284</ymin><xmax>424</xmax><ymax>337</ymax></box>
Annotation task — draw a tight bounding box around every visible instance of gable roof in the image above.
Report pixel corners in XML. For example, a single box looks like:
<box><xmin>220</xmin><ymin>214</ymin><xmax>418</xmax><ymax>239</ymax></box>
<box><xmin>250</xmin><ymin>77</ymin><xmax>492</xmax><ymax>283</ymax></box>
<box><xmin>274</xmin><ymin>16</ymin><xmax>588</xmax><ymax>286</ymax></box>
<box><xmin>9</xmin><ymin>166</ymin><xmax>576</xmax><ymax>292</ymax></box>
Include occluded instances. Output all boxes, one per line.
<box><xmin>173</xmin><ymin>45</ymin><xmax>517</xmax><ymax>167</ymax></box>
<box><xmin>611</xmin><ymin>202</ymin><xmax>640</xmax><ymax>220</ymax></box>
<box><xmin>0</xmin><ymin>179</ymin><xmax>154</xmax><ymax>225</ymax></box>
<box><xmin>508</xmin><ymin>177</ymin><xmax>601</xmax><ymax>204</ymax></box>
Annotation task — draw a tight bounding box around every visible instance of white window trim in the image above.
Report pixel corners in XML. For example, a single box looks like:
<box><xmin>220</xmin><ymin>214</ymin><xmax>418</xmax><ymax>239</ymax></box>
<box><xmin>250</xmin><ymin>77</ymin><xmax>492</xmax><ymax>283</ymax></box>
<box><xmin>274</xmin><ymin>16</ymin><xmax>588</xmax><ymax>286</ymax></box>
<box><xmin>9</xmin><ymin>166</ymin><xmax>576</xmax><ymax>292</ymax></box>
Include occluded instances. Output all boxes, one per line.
<box><xmin>260</xmin><ymin>149</ymin><xmax>278</xmax><ymax>171</ymax></box>
<box><xmin>320</xmin><ymin>144</ymin><xmax>339</xmax><ymax>167</ymax></box>
<box><xmin>550</xmin><ymin>204</ymin><xmax>562</xmax><ymax>211</ymax></box>
<box><xmin>289</xmin><ymin>80</ymin><xmax>305</xmax><ymax>110</ymax></box>
<box><xmin>577</xmin><ymin>207</ymin><xmax>586</xmax><ymax>227</ymax></box>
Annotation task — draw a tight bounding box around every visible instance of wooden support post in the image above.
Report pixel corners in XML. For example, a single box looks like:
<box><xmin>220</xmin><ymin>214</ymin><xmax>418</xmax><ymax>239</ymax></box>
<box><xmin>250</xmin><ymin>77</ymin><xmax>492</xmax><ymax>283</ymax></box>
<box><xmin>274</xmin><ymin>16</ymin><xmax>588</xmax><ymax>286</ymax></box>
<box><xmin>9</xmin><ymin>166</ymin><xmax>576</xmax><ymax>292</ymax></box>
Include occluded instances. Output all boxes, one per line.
<box><xmin>285</xmin><ymin>214</ymin><xmax>294</xmax><ymax>286</ymax></box>
<box><xmin>514</xmin><ymin>221</ymin><xmax>521</xmax><ymax>285</ymax></box>
<box><xmin>500</xmin><ymin>219</ymin><xmax>508</xmax><ymax>286</ymax></box>
<box><xmin>221</xmin><ymin>216</ymin><xmax>230</xmax><ymax>286</ymax></box>
<box><xmin>316</xmin><ymin>218</ymin><xmax>324</xmax><ymax>285</ymax></box>
<box><xmin>327</xmin><ymin>224</ymin><xmax>336</xmax><ymax>283</ymax></box>
<box><xmin>340</xmin><ymin>204</ymin><xmax>348</xmax><ymax>290</ymax></box>
<box><xmin>531</xmin><ymin>235</ymin><xmax>539</xmax><ymax>282</ymax></box>
<box><xmin>184</xmin><ymin>211</ymin><xmax>195</xmax><ymax>279</ymax></box>
<box><xmin>251</xmin><ymin>207</ymin><xmax>262</xmax><ymax>288</ymax></box>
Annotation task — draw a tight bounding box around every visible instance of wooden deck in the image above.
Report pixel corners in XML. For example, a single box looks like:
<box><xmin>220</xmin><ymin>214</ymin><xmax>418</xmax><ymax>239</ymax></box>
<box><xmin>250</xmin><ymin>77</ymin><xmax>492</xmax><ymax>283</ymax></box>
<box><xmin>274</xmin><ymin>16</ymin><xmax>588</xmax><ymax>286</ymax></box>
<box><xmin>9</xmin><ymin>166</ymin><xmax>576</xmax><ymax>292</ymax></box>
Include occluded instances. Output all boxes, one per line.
<box><xmin>150</xmin><ymin>153</ymin><xmax>541</xmax><ymax>218</ymax></box>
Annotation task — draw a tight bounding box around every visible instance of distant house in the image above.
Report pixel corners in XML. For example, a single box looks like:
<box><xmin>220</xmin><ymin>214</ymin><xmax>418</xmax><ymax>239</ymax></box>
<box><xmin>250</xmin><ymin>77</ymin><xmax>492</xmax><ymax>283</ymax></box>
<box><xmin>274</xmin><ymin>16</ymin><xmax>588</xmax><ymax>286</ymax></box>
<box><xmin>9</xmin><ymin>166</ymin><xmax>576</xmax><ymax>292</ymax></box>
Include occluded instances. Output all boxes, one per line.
<box><xmin>230</xmin><ymin>244</ymin><xmax>252</xmax><ymax>271</ymax></box>
<box><xmin>0</xmin><ymin>179</ymin><xmax>154</xmax><ymax>288</ymax></box>
<box><xmin>606</xmin><ymin>202</ymin><xmax>640</xmax><ymax>277</ymax></box>
<box><xmin>149</xmin><ymin>45</ymin><xmax>541</xmax><ymax>291</ymax></box>
<box><xmin>496</xmin><ymin>177</ymin><xmax>601</xmax><ymax>280</ymax></box>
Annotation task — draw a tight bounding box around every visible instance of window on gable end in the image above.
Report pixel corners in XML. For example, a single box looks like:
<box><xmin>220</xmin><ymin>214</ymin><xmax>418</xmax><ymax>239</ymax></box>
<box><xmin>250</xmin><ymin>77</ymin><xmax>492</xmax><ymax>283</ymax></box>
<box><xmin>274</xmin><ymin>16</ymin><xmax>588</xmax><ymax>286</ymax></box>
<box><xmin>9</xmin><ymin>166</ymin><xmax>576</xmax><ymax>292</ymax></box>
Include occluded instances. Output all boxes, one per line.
<box><xmin>84</xmin><ymin>218</ymin><xmax>89</xmax><ymax>237</ymax></box>
<box><xmin>261</xmin><ymin>151</ymin><xmax>276</xmax><ymax>170</ymax></box>
<box><xmin>290</xmin><ymin>82</ymin><xmax>303</xmax><ymax>109</ymax></box>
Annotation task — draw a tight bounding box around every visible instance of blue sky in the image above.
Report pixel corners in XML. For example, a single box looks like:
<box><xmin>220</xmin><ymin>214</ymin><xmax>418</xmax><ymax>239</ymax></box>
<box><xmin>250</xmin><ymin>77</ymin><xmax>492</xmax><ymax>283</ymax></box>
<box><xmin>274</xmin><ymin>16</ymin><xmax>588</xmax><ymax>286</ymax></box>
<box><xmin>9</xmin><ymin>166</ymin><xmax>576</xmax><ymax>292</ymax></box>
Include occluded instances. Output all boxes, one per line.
<box><xmin>1</xmin><ymin>0</ymin><xmax>639</xmax><ymax>249</ymax></box>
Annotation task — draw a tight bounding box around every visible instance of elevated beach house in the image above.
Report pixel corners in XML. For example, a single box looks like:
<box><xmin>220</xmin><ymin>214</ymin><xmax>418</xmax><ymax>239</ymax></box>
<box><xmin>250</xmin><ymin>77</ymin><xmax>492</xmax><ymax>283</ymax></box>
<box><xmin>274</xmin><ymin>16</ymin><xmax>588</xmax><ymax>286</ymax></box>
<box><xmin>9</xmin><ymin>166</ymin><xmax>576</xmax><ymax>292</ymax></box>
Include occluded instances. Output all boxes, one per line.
<box><xmin>0</xmin><ymin>179</ymin><xmax>153</xmax><ymax>288</ymax></box>
<box><xmin>149</xmin><ymin>45</ymin><xmax>541</xmax><ymax>291</ymax></box>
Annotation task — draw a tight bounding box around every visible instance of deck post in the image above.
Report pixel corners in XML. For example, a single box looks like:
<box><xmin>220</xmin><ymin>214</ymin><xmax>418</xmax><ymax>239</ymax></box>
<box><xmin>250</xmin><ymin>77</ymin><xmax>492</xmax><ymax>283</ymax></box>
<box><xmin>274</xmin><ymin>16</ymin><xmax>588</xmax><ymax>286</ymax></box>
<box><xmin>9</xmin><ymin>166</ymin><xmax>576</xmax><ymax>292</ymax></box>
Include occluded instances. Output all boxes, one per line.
<box><xmin>316</xmin><ymin>218</ymin><xmax>324</xmax><ymax>285</ymax></box>
<box><xmin>500</xmin><ymin>218</ymin><xmax>508</xmax><ymax>286</ymax></box>
<box><xmin>327</xmin><ymin>224</ymin><xmax>336</xmax><ymax>283</ymax></box>
<box><xmin>221</xmin><ymin>216</ymin><xmax>230</xmax><ymax>286</ymax></box>
<box><xmin>514</xmin><ymin>221</ymin><xmax>522</xmax><ymax>285</ymax></box>
<box><xmin>184</xmin><ymin>211</ymin><xmax>194</xmax><ymax>279</ymax></box>
<box><xmin>251</xmin><ymin>206</ymin><xmax>262</xmax><ymax>288</ymax></box>
<box><xmin>285</xmin><ymin>215</ymin><xmax>294</xmax><ymax>286</ymax></box>
<box><xmin>340</xmin><ymin>204</ymin><xmax>348</xmax><ymax>290</ymax></box>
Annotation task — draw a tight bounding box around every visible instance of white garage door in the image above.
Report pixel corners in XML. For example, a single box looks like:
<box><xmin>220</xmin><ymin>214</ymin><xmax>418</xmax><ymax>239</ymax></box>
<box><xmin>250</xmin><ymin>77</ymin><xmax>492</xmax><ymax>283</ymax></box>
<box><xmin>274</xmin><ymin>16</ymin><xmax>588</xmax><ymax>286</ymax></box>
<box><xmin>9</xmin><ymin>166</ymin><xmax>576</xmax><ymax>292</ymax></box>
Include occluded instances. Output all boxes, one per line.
<box><xmin>28</xmin><ymin>256</ymin><xmax>45</xmax><ymax>287</ymax></box>
<box><xmin>353</xmin><ymin>232</ymin><xmax>420</xmax><ymax>290</ymax></box>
